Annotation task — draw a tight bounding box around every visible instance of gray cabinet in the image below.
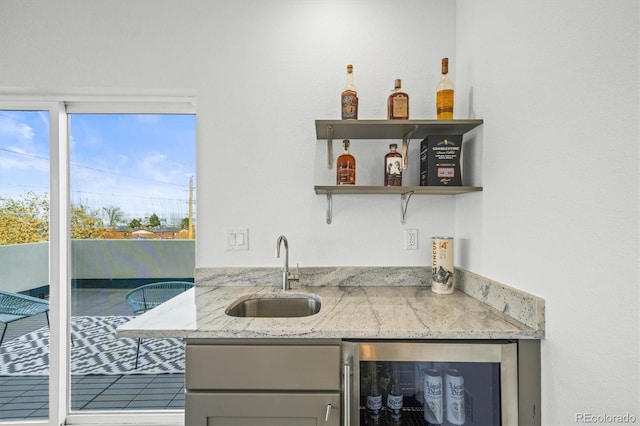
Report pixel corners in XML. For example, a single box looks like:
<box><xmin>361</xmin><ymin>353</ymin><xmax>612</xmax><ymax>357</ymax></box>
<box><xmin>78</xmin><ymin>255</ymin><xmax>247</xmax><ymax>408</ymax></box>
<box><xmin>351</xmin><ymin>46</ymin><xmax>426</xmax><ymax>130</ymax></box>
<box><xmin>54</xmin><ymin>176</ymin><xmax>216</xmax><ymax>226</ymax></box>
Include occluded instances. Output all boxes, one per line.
<box><xmin>186</xmin><ymin>393</ymin><xmax>340</xmax><ymax>426</ymax></box>
<box><xmin>185</xmin><ymin>341</ymin><xmax>341</xmax><ymax>426</ymax></box>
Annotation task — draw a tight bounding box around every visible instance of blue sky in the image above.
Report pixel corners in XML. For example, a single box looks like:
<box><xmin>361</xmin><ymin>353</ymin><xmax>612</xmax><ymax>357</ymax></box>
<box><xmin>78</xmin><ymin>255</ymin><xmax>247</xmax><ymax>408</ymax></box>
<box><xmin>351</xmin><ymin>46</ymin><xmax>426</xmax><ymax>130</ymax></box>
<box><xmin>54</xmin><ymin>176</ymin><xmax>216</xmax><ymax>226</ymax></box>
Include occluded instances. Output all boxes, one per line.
<box><xmin>0</xmin><ymin>111</ymin><xmax>196</xmax><ymax>225</ymax></box>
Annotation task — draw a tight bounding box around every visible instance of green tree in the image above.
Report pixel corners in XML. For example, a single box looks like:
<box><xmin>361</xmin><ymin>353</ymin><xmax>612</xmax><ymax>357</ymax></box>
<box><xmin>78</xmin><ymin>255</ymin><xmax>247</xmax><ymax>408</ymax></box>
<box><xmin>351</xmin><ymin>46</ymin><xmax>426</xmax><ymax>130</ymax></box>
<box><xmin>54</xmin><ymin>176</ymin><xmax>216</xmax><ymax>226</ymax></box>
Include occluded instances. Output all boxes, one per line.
<box><xmin>103</xmin><ymin>205</ymin><xmax>125</xmax><ymax>228</ymax></box>
<box><xmin>0</xmin><ymin>192</ymin><xmax>49</xmax><ymax>245</ymax></box>
<box><xmin>129</xmin><ymin>218</ymin><xmax>142</xmax><ymax>229</ymax></box>
<box><xmin>180</xmin><ymin>217</ymin><xmax>190</xmax><ymax>230</ymax></box>
<box><xmin>149</xmin><ymin>213</ymin><xmax>161</xmax><ymax>228</ymax></box>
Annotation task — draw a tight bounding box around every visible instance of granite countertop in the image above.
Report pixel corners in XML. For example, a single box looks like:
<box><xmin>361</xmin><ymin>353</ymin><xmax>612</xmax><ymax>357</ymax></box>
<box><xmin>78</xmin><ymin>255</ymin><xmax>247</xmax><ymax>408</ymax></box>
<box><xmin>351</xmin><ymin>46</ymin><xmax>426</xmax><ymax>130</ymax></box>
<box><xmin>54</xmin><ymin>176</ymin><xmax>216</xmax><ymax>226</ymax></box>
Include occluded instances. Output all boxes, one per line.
<box><xmin>117</xmin><ymin>267</ymin><xmax>545</xmax><ymax>340</ymax></box>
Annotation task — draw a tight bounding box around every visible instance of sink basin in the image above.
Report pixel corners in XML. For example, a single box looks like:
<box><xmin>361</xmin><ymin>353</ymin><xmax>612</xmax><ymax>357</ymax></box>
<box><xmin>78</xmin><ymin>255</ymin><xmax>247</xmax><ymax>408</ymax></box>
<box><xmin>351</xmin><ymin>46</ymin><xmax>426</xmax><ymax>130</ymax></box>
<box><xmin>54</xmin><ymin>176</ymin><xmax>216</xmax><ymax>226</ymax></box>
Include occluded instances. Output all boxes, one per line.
<box><xmin>225</xmin><ymin>293</ymin><xmax>322</xmax><ymax>318</ymax></box>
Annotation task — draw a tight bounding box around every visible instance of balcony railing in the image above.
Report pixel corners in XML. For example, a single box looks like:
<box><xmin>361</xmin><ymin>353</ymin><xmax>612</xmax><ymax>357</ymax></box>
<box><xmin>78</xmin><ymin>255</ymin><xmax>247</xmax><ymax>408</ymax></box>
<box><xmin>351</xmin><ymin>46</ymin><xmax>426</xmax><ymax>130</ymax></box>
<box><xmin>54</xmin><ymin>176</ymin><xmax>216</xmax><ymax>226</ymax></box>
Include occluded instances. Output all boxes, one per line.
<box><xmin>0</xmin><ymin>239</ymin><xmax>195</xmax><ymax>419</ymax></box>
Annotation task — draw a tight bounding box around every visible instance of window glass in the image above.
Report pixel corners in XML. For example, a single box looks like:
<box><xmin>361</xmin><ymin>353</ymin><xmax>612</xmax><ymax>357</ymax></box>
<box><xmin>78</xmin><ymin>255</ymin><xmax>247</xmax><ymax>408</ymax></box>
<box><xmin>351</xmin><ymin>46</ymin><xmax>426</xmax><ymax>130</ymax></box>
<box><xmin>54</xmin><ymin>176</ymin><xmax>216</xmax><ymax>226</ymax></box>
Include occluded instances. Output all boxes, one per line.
<box><xmin>0</xmin><ymin>110</ymin><xmax>50</xmax><ymax>421</ymax></box>
<box><xmin>68</xmin><ymin>113</ymin><xmax>195</xmax><ymax>412</ymax></box>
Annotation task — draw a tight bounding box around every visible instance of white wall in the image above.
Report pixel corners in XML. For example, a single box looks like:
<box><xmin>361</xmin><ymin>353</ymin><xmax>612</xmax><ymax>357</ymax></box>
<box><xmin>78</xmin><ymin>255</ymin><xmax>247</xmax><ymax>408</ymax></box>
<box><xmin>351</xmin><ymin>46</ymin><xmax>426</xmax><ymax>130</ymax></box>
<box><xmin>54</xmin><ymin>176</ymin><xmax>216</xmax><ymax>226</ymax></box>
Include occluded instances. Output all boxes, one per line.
<box><xmin>195</xmin><ymin>0</ymin><xmax>460</xmax><ymax>267</ymax></box>
<box><xmin>455</xmin><ymin>0</ymin><xmax>639</xmax><ymax>424</ymax></box>
<box><xmin>1</xmin><ymin>0</ymin><xmax>638</xmax><ymax>424</ymax></box>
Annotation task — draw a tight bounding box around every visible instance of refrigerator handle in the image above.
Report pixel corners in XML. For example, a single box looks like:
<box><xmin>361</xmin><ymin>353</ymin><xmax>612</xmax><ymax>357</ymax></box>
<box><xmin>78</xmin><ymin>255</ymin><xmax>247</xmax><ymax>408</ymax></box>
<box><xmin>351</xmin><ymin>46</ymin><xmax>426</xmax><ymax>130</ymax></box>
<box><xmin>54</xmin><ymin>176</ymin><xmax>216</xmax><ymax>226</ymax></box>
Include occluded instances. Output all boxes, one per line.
<box><xmin>343</xmin><ymin>360</ymin><xmax>351</xmax><ymax>426</ymax></box>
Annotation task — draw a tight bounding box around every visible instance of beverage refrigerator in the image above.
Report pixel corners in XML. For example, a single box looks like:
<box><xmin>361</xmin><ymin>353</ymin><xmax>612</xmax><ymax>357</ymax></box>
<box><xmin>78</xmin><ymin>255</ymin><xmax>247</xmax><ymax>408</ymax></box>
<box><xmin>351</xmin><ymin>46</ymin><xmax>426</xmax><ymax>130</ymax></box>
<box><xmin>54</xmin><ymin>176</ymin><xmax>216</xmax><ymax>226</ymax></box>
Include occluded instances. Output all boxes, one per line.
<box><xmin>341</xmin><ymin>340</ymin><xmax>526</xmax><ymax>426</ymax></box>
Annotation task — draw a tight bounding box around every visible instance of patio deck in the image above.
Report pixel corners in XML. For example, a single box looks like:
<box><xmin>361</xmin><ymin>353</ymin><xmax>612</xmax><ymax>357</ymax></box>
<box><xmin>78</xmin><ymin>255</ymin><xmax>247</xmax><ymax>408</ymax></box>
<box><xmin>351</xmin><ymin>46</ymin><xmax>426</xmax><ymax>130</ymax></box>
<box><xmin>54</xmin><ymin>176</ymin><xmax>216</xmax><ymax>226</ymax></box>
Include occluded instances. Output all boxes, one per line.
<box><xmin>0</xmin><ymin>288</ymin><xmax>185</xmax><ymax>420</ymax></box>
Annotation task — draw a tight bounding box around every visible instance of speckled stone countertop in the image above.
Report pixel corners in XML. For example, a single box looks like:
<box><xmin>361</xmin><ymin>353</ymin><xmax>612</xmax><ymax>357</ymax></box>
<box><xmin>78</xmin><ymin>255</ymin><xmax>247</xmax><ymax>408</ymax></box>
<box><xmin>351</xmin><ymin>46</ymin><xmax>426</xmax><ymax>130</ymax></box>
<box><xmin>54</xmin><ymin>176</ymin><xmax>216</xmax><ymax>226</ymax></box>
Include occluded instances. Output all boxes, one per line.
<box><xmin>117</xmin><ymin>267</ymin><xmax>545</xmax><ymax>340</ymax></box>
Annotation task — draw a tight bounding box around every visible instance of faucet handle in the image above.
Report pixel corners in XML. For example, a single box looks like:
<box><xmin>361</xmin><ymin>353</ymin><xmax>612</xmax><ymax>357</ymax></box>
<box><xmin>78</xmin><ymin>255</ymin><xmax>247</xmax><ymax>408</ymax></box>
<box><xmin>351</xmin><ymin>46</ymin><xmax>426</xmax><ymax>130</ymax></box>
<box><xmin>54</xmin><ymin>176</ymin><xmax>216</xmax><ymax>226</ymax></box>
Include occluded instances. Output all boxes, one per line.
<box><xmin>290</xmin><ymin>263</ymin><xmax>300</xmax><ymax>281</ymax></box>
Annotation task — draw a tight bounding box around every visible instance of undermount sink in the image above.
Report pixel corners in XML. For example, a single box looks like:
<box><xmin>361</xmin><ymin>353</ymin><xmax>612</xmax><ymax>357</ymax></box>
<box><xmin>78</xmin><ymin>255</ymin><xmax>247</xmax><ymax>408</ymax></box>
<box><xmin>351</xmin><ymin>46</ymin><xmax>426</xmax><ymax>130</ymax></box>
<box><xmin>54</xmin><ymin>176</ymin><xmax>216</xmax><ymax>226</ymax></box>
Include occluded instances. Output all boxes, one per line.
<box><xmin>225</xmin><ymin>293</ymin><xmax>322</xmax><ymax>318</ymax></box>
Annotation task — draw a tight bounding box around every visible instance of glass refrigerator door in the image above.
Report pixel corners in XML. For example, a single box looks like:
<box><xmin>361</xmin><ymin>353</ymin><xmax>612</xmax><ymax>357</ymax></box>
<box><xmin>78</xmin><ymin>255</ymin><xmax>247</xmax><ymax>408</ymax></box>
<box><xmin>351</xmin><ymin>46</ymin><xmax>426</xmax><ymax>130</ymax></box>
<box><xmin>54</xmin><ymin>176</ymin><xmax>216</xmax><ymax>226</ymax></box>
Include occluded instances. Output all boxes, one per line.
<box><xmin>344</xmin><ymin>341</ymin><xmax>518</xmax><ymax>426</ymax></box>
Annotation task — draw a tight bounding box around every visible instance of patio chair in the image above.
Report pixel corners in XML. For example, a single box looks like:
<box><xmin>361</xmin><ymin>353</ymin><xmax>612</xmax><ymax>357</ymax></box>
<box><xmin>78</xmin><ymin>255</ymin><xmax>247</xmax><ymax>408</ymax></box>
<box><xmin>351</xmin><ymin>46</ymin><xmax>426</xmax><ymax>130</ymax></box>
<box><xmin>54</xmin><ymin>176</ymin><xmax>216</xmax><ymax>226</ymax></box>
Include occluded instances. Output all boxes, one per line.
<box><xmin>125</xmin><ymin>281</ymin><xmax>194</xmax><ymax>367</ymax></box>
<box><xmin>0</xmin><ymin>289</ymin><xmax>50</xmax><ymax>347</ymax></box>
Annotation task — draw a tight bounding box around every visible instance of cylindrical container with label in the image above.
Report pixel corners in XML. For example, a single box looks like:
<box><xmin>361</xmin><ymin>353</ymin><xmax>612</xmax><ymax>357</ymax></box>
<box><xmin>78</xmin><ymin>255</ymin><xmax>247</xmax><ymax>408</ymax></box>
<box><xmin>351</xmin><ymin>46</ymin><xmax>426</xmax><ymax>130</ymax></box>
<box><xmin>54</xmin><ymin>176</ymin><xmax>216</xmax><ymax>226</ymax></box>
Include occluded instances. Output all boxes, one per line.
<box><xmin>445</xmin><ymin>369</ymin><xmax>465</xmax><ymax>425</ymax></box>
<box><xmin>423</xmin><ymin>368</ymin><xmax>443</xmax><ymax>425</ymax></box>
<box><xmin>431</xmin><ymin>236</ymin><xmax>454</xmax><ymax>294</ymax></box>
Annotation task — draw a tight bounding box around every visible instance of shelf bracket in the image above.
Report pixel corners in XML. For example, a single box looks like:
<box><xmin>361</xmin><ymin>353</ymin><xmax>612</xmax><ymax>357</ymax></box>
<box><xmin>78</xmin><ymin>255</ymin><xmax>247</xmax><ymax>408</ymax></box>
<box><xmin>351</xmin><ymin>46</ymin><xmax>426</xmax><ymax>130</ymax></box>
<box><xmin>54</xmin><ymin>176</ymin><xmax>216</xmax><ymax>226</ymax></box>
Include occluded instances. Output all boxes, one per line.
<box><xmin>326</xmin><ymin>125</ymin><xmax>334</xmax><ymax>169</ymax></box>
<box><xmin>325</xmin><ymin>194</ymin><xmax>333</xmax><ymax>224</ymax></box>
<box><xmin>400</xmin><ymin>191</ymin><xmax>415</xmax><ymax>224</ymax></box>
<box><xmin>401</xmin><ymin>125</ymin><xmax>418</xmax><ymax>169</ymax></box>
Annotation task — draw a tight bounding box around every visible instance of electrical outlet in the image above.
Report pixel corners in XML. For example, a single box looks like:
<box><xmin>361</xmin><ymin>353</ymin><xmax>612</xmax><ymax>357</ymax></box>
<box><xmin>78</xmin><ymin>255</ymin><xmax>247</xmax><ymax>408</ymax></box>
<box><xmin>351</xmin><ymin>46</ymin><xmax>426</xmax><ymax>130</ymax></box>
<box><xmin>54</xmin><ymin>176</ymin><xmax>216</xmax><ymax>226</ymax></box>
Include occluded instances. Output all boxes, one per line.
<box><xmin>405</xmin><ymin>229</ymin><xmax>418</xmax><ymax>250</ymax></box>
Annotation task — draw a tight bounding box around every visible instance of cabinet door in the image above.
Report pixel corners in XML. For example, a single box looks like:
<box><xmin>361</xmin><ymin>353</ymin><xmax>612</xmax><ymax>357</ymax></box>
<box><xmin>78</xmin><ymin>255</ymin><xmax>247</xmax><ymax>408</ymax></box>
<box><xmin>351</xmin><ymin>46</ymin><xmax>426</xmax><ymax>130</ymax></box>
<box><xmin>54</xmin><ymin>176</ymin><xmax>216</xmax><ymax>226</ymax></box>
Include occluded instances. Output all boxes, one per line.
<box><xmin>186</xmin><ymin>392</ymin><xmax>340</xmax><ymax>426</ymax></box>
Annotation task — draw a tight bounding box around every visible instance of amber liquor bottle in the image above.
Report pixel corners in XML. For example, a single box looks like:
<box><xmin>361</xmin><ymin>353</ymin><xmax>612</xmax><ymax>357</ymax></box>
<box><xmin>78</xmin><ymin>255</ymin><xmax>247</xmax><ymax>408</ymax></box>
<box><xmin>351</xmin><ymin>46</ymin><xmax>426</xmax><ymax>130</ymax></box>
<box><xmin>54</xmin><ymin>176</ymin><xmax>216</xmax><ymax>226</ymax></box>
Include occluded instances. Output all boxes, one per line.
<box><xmin>387</xmin><ymin>79</ymin><xmax>409</xmax><ymax>120</ymax></box>
<box><xmin>384</xmin><ymin>144</ymin><xmax>402</xmax><ymax>186</ymax></box>
<box><xmin>436</xmin><ymin>58</ymin><xmax>454</xmax><ymax>120</ymax></box>
<box><xmin>336</xmin><ymin>140</ymin><xmax>356</xmax><ymax>185</ymax></box>
<box><xmin>341</xmin><ymin>64</ymin><xmax>358</xmax><ymax>120</ymax></box>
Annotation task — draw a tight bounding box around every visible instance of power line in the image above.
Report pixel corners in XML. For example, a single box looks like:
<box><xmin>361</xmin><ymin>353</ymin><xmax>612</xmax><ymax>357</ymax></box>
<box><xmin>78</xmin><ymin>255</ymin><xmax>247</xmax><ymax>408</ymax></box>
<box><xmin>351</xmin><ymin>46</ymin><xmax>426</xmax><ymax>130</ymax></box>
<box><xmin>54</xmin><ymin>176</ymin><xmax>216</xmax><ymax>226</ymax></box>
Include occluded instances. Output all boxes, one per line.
<box><xmin>1</xmin><ymin>147</ymin><xmax>191</xmax><ymax>188</ymax></box>
<box><xmin>0</xmin><ymin>147</ymin><xmax>48</xmax><ymax>161</ymax></box>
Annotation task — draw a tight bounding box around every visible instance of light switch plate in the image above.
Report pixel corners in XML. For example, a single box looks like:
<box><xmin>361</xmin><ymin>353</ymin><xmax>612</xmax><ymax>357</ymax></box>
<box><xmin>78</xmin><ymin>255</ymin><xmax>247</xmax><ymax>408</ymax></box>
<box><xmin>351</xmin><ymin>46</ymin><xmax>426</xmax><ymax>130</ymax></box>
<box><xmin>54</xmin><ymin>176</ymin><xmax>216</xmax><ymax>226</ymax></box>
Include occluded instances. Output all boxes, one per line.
<box><xmin>225</xmin><ymin>228</ymin><xmax>249</xmax><ymax>251</ymax></box>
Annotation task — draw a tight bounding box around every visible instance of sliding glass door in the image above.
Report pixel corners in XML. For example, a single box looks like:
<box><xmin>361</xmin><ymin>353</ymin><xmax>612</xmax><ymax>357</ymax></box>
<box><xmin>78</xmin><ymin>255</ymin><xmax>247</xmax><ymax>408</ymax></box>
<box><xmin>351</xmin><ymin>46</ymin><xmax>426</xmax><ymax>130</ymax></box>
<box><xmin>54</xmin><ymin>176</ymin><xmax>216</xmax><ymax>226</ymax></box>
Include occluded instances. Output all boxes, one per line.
<box><xmin>0</xmin><ymin>100</ymin><xmax>195</xmax><ymax>425</ymax></box>
<box><xmin>68</xmin><ymin>112</ymin><xmax>196</xmax><ymax>414</ymax></box>
<box><xmin>0</xmin><ymin>108</ymin><xmax>51</xmax><ymax>421</ymax></box>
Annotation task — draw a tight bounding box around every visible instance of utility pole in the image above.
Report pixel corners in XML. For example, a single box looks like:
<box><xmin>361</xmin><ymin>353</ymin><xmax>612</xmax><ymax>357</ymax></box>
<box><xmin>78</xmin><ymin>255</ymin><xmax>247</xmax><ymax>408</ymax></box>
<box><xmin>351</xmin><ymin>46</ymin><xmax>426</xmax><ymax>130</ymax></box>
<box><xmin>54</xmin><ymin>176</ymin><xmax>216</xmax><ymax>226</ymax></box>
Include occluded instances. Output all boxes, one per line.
<box><xmin>188</xmin><ymin>176</ymin><xmax>194</xmax><ymax>239</ymax></box>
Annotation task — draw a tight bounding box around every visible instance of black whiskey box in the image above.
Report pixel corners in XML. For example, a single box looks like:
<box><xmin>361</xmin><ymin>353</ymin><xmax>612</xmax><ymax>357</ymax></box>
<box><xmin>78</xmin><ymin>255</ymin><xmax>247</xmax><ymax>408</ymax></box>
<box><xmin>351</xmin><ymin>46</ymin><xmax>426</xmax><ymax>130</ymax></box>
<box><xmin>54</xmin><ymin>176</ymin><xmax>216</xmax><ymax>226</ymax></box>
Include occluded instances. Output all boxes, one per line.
<box><xmin>420</xmin><ymin>135</ymin><xmax>463</xmax><ymax>186</ymax></box>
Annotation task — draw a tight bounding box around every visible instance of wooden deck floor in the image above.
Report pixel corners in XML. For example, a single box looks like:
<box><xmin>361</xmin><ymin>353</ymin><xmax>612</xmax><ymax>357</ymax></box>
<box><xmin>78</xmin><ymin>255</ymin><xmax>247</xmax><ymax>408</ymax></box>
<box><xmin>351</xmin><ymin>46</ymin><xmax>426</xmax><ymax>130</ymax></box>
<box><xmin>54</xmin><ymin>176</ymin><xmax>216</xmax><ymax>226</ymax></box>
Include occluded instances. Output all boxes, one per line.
<box><xmin>0</xmin><ymin>288</ymin><xmax>185</xmax><ymax>421</ymax></box>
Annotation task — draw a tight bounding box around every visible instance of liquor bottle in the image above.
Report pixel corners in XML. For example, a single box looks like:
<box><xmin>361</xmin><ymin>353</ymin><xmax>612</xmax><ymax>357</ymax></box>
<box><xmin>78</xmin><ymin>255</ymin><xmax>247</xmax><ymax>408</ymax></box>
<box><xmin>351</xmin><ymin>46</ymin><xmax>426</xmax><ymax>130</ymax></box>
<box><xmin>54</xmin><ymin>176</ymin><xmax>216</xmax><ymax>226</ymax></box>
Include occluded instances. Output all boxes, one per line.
<box><xmin>386</xmin><ymin>363</ymin><xmax>404</xmax><ymax>423</ymax></box>
<box><xmin>436</xmin><ymin>58</ymin><xmax>454</xmax><ymax>120</ymax></box>
<box><xmin>384</xmin><ymin>144</ymin><xmax>403</xmax><ymax>186</ymax></box>
<box><xmin>366</xmin><ymin>363</ymin><xmax>383</xmax><ymax>423</ymax></box>
<box><xmin>379</xmin><ymin>362</ymin><xmax>391</xmax><ymax>407</ymax></box>
<box><xmin>341</xmin><ymin>64</ymin><xmax>358</xmax><ymax>120</ymax></box>
<box><xmin>387</xmin><ymin>79</ymin><xmax>409</xmax><ymax>120</ymax></box>
<box><xmin>336</xmin><ymin>140</ymin><xmax>356</xmax><ymax>185</ymax></box>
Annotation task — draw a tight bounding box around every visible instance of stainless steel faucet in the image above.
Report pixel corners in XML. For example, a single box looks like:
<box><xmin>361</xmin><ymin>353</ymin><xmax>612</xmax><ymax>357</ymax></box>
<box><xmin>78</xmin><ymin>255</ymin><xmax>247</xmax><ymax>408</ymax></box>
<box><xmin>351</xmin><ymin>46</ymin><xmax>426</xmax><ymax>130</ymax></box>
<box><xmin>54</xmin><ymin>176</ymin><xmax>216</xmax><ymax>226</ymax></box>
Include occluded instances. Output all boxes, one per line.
<box><xmin>275</xmin><ymin>235</ymin><xmax>299</xmax><ymax>290</ymax></box>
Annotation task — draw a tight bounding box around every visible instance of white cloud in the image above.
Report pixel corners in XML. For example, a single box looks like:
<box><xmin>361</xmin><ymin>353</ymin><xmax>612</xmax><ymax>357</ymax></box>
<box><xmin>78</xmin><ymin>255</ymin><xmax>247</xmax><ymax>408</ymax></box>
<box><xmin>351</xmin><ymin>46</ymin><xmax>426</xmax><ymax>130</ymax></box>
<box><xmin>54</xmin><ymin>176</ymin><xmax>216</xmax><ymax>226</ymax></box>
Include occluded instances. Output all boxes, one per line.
<box><xmin>0</xmin><ymin>113</ymin><xmax>48</xmax><ymax>172</ymax></box>
<box><xmin>139</xmin><ymin>153</ymin><xmax>173</xmax><ymax>183</ymax></box>
<box><xmin>0</xmin><ymin>154</ymin><xmax>48</xmax><ymax>172</ymax></box>
<box><xmin>0</xmin><ymin>116</ymin><xmax>35</xmax><ymax>142</ymax></box>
